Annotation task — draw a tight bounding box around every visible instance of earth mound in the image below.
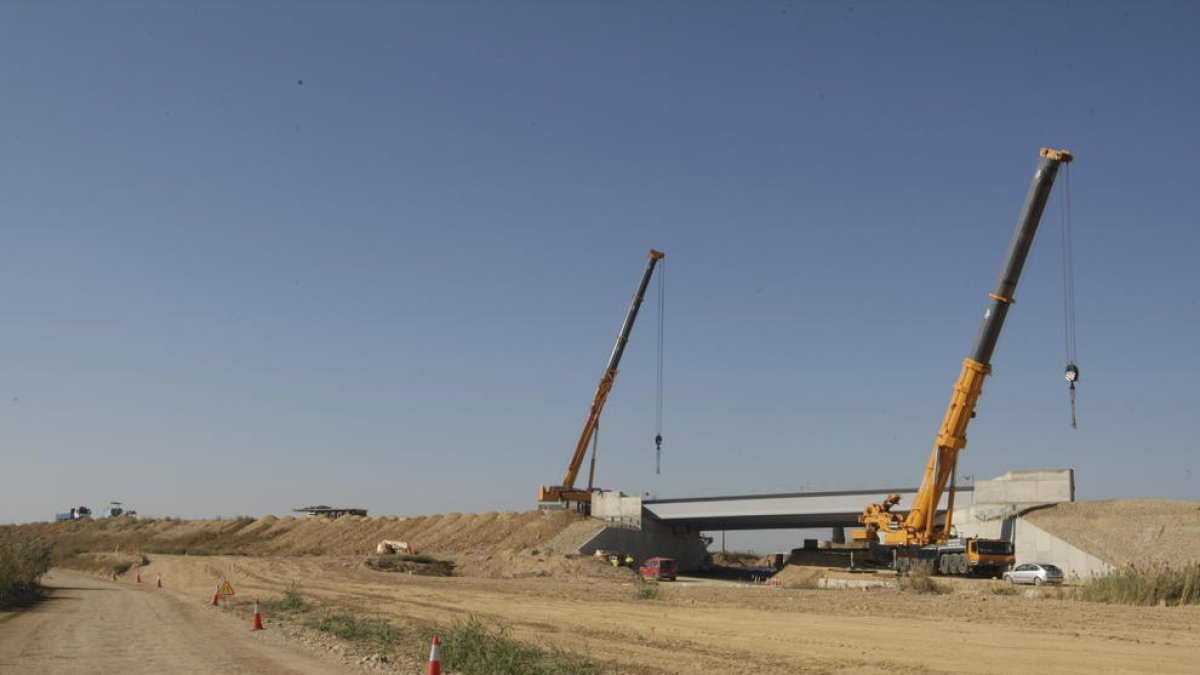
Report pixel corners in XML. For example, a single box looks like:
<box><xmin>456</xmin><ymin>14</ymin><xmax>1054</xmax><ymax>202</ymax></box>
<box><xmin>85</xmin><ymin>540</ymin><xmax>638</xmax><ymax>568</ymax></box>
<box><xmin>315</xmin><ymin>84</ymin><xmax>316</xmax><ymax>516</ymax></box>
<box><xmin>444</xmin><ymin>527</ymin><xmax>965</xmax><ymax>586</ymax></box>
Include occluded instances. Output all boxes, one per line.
<box><xmin>1024</xmin><ymin>499</ymin><xmax>1200</xmax><ymax>567</ymax></box>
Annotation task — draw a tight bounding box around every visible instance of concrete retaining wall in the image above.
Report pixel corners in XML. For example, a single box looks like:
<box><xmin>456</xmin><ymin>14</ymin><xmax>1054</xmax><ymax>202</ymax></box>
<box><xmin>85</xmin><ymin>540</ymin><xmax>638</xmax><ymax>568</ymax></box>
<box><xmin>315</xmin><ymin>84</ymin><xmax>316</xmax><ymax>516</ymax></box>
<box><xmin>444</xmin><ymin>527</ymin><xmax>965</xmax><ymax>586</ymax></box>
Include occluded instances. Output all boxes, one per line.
<box><xmin>973</xmin><ymin>469</ymin><xmax>1075</xmax><ymax>507</ymax></box>
<box><xmin>954</xmin><ymin>506</ymin><xmax>1112</xmax><ymax>581</ymax></box>
<box><xmin>1012</xmin><ymin>517</ymin><xmax>1112</xmax><ymax>580</ymax></box>
<box><xmin>576</xmin><ymin>517</ymin><xmax>710</xmax><ymax>571</ymax></box>
<box><xmin>591</xmin><ymin>491</ymin><xmax>644</xmax><ymax>527</ymax></box>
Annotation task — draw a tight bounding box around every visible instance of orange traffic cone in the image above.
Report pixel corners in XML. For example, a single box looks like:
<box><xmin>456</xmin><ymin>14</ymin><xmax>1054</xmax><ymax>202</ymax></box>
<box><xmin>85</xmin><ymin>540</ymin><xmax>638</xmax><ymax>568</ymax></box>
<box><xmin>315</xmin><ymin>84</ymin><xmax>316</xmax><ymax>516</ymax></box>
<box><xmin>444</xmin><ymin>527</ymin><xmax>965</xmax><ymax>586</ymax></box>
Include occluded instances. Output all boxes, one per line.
<box><xmin>252</xmin><ymin>598</ymin><xmax>264</xmax><ymax>630</ymax></box>
<box><xmin>156</xmin><ymin>574</ymin><xmax>162</xmax><ymax>588</ymax></box>
<box><xmin>212</xmin><ymin>585</ymin><xmax>221</xmax><ymax>606</ymax></box>
<box><xmin>426</xmin><ymin>635</ymin><xmax>441</xmax><ymax>675</ymax></box>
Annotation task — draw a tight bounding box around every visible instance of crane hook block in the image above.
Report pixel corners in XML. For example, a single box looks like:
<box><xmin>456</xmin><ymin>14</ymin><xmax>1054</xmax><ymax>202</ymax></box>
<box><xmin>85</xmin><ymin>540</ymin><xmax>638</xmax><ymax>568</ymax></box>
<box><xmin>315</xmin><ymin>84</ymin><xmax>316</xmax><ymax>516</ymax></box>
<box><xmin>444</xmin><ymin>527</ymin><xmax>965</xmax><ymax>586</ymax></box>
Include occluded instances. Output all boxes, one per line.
<box><xmin>1065</xmin><ymin>363</ymin><xmax>1079</xmax><ymax>384</ymax></box>
<box><xmin>654</xmin><ymin>434</ymin><xmax>662</xmax><ymax>450</ymax></box>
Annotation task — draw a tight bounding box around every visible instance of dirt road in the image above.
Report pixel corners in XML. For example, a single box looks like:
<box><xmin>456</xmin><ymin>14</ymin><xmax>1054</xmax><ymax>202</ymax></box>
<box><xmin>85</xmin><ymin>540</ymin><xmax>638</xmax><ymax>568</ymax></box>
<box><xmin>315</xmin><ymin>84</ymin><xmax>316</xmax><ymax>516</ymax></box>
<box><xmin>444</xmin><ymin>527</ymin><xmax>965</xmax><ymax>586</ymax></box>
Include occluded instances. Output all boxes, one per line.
<box><xmin>136</xmin><ymin>554</ymin><xmax>1200</xmax><ymax>675</ymax></box>
<box><xmin>0</xmin><ymin>569</ymin><xmax>361</xmax><ymax>675</ymax></box>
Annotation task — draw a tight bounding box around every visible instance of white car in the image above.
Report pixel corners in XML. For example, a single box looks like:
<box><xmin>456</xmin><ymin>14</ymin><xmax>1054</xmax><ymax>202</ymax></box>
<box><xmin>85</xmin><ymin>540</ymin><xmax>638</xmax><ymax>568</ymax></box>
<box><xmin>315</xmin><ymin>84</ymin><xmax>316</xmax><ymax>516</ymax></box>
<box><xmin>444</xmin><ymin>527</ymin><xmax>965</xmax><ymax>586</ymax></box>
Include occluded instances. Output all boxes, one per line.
<box><xmin>1003</xmin><ymin>563</ymin><xmax>1064</xmax><ymax>586</ymax></box>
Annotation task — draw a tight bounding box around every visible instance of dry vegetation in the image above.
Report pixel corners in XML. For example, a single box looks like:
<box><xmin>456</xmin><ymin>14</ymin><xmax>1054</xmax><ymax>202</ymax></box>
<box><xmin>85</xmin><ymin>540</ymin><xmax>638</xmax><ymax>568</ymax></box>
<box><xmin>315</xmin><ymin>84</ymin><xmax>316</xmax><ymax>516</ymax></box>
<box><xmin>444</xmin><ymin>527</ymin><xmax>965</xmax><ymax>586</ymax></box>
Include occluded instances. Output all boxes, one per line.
<box><xmin>0</xmin><ymin>532</ymin><xmax>51</xmax><ymax>605</ymax></box>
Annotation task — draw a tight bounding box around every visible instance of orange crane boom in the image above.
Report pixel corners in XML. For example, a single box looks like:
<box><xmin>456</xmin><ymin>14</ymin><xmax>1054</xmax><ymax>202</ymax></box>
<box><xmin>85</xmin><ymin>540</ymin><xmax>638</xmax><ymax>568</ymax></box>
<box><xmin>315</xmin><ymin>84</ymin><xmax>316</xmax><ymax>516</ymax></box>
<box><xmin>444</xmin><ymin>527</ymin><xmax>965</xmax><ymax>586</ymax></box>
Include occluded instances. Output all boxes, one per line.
<box><xmin>539</xmin><ymin>249</ymin><xmax>664</xmax><ymax>508</ymax></box>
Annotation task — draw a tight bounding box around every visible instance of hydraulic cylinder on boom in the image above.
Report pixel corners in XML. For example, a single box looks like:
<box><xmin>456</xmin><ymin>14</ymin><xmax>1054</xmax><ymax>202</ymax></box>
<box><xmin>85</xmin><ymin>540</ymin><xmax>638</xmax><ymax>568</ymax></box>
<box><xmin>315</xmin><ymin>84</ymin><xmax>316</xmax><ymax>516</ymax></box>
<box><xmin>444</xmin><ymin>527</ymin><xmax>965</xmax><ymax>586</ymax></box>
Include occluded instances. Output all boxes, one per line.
<box><xmin>855</xmin><ymin>148</ymin><xmax>1074</xmax><ymax>576</ymax></box>
<box><xmin>539</xmin><ymin>249</ymin><xmax>665</xmax><ymax>510</ymax></box>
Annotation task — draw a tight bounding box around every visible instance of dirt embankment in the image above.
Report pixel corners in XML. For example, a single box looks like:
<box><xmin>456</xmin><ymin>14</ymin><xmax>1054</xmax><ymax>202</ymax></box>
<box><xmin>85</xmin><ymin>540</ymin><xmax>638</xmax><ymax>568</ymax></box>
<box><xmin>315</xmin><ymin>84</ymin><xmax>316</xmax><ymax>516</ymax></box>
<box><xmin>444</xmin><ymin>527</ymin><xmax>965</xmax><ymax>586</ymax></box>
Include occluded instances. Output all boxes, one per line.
<box><xmin>1025</xmin><ymin>499</ymin><xmax>1200</xmax><ymax>567</ymax></box>
<box><xmin>5</xmin><ymin>509</ymin><xmax>627</xmax><ymax>579</ymax></box>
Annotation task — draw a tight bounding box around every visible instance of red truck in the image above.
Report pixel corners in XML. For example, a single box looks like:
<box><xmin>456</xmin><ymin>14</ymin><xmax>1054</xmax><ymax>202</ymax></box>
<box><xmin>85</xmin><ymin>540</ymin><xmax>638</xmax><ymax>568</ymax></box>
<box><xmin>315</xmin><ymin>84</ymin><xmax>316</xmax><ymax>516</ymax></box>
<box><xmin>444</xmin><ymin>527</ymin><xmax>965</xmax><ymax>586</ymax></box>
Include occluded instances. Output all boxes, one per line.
<box><xmin>638</xmin><ymin>557</ymin><xmax>677</xmax><ymax>581</ymax></box>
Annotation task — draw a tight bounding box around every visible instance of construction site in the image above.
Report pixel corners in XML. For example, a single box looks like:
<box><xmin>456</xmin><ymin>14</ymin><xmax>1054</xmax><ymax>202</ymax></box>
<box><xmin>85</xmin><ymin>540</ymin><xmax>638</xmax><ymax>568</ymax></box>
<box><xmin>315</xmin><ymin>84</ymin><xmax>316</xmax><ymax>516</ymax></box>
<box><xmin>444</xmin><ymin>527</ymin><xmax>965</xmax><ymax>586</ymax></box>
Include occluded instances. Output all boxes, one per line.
<box><xmin>3</xmin><ymin>147</ymin><xmax>1199</xmax><ymax>674</ymax></box>
<box><xmin>4</xmin><ymin>4</ymin><xmax>1200</xmax><ymax>674</ymax></box>
<box><xmin>5</xmin><ymin>497</ymin><xmax>1200</xmax><ymax>674</ymax></box>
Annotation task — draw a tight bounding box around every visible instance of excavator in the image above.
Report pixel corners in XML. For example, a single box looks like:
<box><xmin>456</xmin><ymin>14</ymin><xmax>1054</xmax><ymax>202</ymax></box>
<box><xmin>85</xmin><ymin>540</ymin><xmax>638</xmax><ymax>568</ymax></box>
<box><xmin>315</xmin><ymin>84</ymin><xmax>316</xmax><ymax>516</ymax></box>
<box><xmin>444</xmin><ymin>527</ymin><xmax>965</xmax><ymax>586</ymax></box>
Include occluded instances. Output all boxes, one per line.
<box><xmin>854</xmin><ymin>148</ymin><xmax>1074</xmax><ymax>576</ymax></box>
<box><xmin>538</xmin><ymin>249</ymin><xmax>665</xmax><ymax>511</ymax></box>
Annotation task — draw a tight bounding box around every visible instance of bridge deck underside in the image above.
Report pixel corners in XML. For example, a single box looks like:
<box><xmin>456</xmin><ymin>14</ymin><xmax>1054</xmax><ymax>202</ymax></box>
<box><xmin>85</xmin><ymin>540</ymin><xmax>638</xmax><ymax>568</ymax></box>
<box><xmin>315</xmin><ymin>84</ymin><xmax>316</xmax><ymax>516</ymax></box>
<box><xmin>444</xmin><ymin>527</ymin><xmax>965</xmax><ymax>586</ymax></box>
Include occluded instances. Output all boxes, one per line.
<box><xmin>642</xmin><ymin>487</ymin><xmax>969</xmax><ymax>532</ymax></box>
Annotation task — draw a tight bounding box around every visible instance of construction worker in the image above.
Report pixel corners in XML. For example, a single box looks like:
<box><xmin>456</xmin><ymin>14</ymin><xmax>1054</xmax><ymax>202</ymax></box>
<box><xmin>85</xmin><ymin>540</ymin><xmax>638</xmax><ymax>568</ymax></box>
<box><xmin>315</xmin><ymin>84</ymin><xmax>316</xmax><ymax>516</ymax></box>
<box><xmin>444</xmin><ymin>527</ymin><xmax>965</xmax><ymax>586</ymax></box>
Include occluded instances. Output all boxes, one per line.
<box><xmin>624</xmin><ymin>554</ymin><xmax>634</xmax><ymax>567</ymax></box>
<box><xmin>610</xmin><ymin>554</ymin><xmax>619</xmax><ymax>567</ymax></box>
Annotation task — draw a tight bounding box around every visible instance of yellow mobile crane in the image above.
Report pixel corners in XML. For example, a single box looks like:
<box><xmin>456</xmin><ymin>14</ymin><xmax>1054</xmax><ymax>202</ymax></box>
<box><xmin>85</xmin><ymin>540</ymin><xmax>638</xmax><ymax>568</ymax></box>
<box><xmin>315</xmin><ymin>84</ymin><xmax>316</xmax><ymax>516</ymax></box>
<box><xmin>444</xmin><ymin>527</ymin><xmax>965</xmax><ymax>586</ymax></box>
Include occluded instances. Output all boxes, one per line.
<box><xmin>539</xmin><ymin>249</ymin><xmax>665</xmax><ymax>510</ymax></box>
<box><xmin>854</xmin><ymin>148</ymin><xmax>1074</xmax><ymax>576</ymax></box>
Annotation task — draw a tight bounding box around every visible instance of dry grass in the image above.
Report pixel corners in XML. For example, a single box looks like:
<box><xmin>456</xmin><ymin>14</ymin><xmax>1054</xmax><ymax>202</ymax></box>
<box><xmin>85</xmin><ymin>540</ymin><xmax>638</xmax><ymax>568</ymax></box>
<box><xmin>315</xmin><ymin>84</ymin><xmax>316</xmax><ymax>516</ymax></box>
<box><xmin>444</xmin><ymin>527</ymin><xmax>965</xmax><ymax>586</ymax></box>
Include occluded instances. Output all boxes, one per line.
<box><xmin>1078</xmin><ymin>563</ymin><xmax>1200</xmax><ymax>606</ymax></box>
<box><xmin>899</xmin><ymin>567</ymin><xmax>945</xmax><ymax>594</ymax></box>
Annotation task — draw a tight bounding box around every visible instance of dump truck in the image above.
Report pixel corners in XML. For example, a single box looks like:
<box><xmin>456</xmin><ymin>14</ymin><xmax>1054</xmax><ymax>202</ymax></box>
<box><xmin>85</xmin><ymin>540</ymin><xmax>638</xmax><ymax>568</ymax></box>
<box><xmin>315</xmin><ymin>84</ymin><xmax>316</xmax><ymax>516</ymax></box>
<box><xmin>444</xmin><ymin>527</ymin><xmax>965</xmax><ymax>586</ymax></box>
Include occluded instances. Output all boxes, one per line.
<box><xmin>54</xmin><ymin>506</ymin><xmax>91</xmax><ymax>521</ymax></box>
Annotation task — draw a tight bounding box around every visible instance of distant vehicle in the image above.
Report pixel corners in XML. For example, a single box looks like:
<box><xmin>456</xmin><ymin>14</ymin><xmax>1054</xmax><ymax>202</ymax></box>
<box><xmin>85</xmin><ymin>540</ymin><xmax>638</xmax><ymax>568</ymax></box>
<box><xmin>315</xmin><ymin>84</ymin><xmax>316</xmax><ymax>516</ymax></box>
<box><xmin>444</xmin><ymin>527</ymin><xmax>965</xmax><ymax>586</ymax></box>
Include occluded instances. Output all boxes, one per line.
<box><xmin>1003</xmin><ymin>563</ymin><xmax>1064</xmax><ymax>586</ymax></box>
<box><xmin>54</xmin><ymin>506</ymin><xmax>92</xmax><ymax>521</ymax></box>
<box><xmin>638</xmin><ymin>557</ymin><xmax>677</xmax><ymax>581</ymax></box>
<box><xmin>100</xmin><ymin>501</ymin><xmax>136</xmax><ymax>518</ymax></box>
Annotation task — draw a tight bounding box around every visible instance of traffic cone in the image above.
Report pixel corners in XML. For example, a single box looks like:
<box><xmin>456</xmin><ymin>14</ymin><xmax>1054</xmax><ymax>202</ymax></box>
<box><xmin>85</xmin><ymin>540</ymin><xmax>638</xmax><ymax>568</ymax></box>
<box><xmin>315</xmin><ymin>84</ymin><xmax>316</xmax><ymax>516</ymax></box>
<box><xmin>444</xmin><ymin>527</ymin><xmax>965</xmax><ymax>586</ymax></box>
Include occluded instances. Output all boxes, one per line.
<box><xmin>136</xmin><ymin>572</ymin><xmax>142</xmax><ymax>583</ymax></box>
<box><xmin>156</xmin><ymin>574</ymin><xmax>162</xmax><ymax>588</ymax></box>
<box><xmin>426</xmin><ymin>635</ymin><xmax>441</xmax><ymax>675</ymax></box>
<box><xmin>212</xmin><ymin>585</ymin><xmax>221</xmax><ymax>606</ymax></box>
<box><xmin>251</xmin><ymin>598</ymin><xmax>264</xmax><ymax>630</ymax></box>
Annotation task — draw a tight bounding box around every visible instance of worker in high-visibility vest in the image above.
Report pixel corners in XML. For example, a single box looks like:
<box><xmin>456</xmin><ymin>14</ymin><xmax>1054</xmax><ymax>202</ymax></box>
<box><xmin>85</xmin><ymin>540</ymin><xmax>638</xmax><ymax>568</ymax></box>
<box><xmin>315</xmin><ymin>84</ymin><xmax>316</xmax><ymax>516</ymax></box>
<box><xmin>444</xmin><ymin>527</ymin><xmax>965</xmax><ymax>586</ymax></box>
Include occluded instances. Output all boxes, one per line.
<box><xmin>624</xmin><ymin>554</ymin><xmax>634</xmax><ymax>567</ymax></box>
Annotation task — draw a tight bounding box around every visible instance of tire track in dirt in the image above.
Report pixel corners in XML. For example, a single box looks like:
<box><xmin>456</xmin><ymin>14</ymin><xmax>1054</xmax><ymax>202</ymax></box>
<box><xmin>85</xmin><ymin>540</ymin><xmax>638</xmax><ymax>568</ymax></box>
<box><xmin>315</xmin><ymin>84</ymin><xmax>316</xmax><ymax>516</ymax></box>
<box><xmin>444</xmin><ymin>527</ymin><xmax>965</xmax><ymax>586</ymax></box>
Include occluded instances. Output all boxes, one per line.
<box><xmin>0</xmin><ymin>569</ymin><xmax>364</xmax><ymax>675</ymax></box>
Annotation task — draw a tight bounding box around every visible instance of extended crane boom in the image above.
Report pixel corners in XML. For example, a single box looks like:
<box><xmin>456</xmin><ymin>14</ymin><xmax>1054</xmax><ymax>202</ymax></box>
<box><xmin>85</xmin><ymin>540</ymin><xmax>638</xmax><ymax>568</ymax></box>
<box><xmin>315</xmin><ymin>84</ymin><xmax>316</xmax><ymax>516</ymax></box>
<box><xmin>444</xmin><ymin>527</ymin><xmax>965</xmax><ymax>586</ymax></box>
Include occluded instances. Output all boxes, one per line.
<box><xmin>856</xmin><ymin>148</ymin><xmax>1074</xmax><ymax>575</ymax></box>
<box><xmin>539</xmin><ymin>249</ymin><xmax>665</xmax><ymax>508</ymax></box>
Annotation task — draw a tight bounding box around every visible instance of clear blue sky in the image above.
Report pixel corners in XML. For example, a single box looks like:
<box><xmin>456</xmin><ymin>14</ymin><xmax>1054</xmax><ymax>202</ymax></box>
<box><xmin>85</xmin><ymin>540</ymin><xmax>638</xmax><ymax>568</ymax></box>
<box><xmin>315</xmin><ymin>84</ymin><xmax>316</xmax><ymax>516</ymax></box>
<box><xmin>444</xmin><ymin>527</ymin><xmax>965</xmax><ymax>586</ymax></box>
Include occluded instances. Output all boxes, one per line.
<box><xmin>2</xmin><ymin>2</ymin><xmax>1197</xmax><ymax>541</ymax></box>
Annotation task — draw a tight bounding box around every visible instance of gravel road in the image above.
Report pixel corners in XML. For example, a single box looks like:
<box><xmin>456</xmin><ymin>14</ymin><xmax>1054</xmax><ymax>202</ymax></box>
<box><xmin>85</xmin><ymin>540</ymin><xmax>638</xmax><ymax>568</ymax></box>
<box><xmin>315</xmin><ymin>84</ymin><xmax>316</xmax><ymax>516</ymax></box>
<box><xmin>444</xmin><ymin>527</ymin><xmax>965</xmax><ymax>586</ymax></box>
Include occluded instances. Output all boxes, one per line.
<box><xmin>0</xmin><ymin>569</ymin><xmax>359</xmax><ymax>674</ymax></box>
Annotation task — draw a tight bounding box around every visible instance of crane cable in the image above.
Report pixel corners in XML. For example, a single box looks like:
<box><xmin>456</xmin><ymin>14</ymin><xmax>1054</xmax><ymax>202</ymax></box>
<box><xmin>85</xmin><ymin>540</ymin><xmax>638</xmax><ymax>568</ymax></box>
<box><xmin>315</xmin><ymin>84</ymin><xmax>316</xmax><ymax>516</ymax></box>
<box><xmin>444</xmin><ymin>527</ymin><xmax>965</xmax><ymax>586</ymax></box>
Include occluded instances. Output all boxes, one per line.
<box><xmin>1059</xmin><ymin>162</ymin><xmax>1080</xmax><ymax>428</ymax></box>
<box><xmin>653</xmin><ymin>257</ymin><xmax>666</xmax><ymax>473</ymax></box>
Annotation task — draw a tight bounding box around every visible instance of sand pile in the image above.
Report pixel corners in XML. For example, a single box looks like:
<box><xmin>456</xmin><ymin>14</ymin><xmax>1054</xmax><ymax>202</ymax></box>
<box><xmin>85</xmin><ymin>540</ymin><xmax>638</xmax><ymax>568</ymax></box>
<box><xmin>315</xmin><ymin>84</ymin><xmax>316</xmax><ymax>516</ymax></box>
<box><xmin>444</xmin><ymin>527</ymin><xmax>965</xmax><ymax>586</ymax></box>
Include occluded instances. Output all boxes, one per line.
<box><xmin>1025</xmin><ymin>499</ymin><xmax>1200</xmax><ymax>567</ymax></box>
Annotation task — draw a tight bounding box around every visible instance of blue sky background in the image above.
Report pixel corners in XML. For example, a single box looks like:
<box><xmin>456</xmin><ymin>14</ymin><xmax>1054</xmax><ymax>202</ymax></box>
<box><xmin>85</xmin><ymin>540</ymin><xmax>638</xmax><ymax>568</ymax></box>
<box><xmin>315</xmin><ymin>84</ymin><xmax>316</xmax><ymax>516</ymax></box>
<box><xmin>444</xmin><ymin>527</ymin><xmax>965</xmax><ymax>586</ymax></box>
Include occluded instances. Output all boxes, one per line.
<box><xmin>2</xmin><ymin>2</ymin><xmax>1197</xmax><ymax>550</ymax></box>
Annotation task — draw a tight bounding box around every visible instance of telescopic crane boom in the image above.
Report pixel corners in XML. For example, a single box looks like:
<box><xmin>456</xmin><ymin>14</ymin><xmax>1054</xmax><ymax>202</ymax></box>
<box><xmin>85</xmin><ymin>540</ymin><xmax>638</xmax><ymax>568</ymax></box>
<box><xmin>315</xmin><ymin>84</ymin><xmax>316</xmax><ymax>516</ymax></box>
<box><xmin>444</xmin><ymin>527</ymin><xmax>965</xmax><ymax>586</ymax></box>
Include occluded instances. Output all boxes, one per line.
<box><xmin>855</xmin><ymin>148</ymin><xmax>1074</xmax><ymax>574</ymax></box>
<box><xmin>539</xmin><ymin>249</ymin><xmax>665</xmax><ymax>508</ymax></box>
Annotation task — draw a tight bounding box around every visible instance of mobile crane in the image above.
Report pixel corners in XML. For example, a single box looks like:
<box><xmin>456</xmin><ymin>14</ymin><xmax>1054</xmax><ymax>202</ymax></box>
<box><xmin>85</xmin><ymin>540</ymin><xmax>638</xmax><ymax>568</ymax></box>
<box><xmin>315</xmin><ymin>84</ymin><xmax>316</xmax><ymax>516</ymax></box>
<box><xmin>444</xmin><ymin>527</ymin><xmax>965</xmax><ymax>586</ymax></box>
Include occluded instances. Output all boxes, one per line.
<box><xmin>538</xmin><ymin>249</ymin><xmax>665</xmax><ymax>510</ymax></box>
<box><xmin>854</xmin><ymin>148</ymin><xmax>1074</xmax><ymax>576</ymax></box>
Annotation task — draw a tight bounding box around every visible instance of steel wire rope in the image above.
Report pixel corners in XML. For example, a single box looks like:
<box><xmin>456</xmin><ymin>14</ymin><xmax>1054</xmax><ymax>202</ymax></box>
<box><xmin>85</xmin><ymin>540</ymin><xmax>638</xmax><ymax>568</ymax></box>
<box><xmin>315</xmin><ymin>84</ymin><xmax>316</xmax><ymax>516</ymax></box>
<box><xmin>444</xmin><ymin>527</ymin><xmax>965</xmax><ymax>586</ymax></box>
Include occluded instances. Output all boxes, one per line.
<box><xmin>1059</xmin><ymin>162</ymin><xmax>1080</xmax><ymax>427</ymax></box>
<box><xmin>654</xmin><ymin>257</ymin><xmax>666</xmax><ymax>473</ymax></box>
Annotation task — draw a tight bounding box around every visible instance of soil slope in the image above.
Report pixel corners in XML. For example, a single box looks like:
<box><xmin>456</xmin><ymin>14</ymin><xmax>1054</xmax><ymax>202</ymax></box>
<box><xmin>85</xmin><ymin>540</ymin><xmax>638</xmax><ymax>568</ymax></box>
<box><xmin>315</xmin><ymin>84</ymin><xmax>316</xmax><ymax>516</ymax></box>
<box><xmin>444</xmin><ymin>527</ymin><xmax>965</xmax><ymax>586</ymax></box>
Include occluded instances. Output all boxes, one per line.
<box><xmin>1024</xmin><ymin>499</ymin><xmax>1200</xmax><ymax>567</ymax></box>
<box><xmin>8</xmin><ymin>509</ymin><xmax>620</xmax><ymax>579</ymax></box>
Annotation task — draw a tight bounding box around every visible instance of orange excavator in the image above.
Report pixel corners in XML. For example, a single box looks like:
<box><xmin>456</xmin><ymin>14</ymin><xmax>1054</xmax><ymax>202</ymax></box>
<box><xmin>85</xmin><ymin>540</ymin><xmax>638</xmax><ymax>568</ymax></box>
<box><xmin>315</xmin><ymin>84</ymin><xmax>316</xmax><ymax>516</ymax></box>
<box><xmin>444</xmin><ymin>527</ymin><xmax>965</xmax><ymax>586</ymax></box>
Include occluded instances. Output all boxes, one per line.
<box><xmin>854</xmin><ymin>148</ymin><xmax>1074</xmax><ymax>576</ymax></box>
<box><xmin>538</xmin><ymin>249</ymin><xmax>664</xmax><ymax>511</ymax></box>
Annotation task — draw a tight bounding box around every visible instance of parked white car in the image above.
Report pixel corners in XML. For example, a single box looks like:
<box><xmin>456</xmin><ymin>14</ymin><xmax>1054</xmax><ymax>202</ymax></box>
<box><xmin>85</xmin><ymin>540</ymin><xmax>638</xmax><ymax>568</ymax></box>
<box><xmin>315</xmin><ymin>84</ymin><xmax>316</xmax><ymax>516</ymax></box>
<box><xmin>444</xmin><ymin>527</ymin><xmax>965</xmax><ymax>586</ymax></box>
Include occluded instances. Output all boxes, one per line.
<box><xmin>1003</xmin><ymin>563</ymin><xmax>1064</xmax><ymax>586</ymax></box>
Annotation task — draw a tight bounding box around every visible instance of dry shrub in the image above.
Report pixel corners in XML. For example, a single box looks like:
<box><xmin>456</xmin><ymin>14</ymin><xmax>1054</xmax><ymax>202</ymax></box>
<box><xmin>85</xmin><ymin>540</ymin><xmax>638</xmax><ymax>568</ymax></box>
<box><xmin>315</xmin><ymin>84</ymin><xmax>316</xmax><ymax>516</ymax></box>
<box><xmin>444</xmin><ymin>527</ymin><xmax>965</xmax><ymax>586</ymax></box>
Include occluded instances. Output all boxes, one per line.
<box><xmin>366</xmin><ymin>554</ymin><xmax>455</xmax><ymax>576</ymax></box>
<box><xmin>0</xmin><ymin>535</ymin><xmax>51</xmax><ymax>604</ymax></box>
<box><xmin>900</xmin><ymin>567</ymin><xmax>944</xmax><ymax>594</ymax></box>
<box><xmin>990</xmin><ymin>582</ymin><xmax>1019</xmax><ymax>596</ymax></box>
<box><xmin>1078</xmin><ymin>562</ymin><xmax>1200</xmax><ymax>606</ymax></box>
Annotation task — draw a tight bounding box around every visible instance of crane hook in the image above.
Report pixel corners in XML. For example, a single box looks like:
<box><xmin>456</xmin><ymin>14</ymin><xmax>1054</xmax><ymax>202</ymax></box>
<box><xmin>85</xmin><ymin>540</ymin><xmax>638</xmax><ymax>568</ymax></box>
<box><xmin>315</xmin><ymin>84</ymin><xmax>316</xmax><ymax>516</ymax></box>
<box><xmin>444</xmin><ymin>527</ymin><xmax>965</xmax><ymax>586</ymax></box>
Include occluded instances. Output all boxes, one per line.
<box><xmin>1065</xmin><ymin>363</ymin><xmax>1079</xmax><ymax>429</ymax></box>
<box><xmin>1065</xmin><ymin>363</ymin><xmax>1079</xmax><ymax>384</ymax></box>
